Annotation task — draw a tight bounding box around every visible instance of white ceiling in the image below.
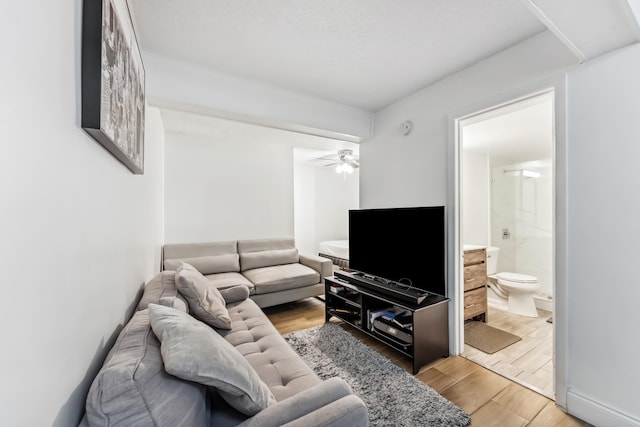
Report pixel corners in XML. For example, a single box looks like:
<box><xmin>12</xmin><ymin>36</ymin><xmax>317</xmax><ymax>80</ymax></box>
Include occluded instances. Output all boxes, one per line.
<box><xmin>129</xmin><ymin>0</ymin><xmax>639</xmax><ymax>112</ymax></box>
<box><xmin>129</xmin><ymin>1</ymin><xmax>640</xmax><ymax>165</ymax></box>
<box><xmin>462</xmin><ymin>92</ymin><xmax>553</xmax><ymax>166</ymax></box>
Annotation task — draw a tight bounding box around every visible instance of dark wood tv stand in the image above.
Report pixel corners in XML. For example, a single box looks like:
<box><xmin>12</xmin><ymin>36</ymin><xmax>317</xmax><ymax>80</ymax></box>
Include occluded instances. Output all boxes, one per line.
<box><xmin>324</xmin><ymin>275</ymin><xmax>449</xmax><ymax>374</ymax></box>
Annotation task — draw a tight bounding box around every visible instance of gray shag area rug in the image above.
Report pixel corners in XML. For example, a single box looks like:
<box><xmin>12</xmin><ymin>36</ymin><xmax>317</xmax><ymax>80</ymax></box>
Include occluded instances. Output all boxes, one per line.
<box><xmin>283</xmin><ymin>323</ymin><xmax>471</xmax><ymax>427</ymax></box>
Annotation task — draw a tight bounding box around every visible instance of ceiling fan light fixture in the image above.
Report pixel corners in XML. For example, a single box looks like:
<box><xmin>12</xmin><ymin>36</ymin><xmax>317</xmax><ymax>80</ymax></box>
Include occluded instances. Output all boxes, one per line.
<box><xmin>320</xmin><ymin>148</ymin><xmax>359</xmax><ymax>173</ymax></box>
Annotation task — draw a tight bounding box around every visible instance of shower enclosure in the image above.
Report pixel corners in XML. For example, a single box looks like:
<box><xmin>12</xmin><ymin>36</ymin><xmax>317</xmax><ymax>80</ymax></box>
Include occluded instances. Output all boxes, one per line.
<box><xmin>490</xmin><ymin>159</ymin><xmax>553</xmax><ymax>308</ymax></box>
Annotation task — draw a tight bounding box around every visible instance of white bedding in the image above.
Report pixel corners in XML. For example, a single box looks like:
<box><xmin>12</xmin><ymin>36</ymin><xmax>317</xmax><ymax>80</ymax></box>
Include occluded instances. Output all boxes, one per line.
<box><xmin>318</xmin><ymin>240</ymin><xmax>349</xmax><ymax>260</ymax></box>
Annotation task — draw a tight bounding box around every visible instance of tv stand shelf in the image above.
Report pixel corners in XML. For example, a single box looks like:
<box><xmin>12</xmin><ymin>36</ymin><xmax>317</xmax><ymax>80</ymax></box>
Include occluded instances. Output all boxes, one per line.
<box><xmin>325</xmin><ymin>276</ymin><xmax>449</xmax><ymax>374</ymax></box>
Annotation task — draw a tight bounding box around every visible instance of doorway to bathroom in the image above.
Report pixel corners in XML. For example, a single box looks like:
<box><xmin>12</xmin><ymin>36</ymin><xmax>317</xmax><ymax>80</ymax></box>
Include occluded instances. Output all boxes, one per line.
<box><xmin>457</xmin><ymin>90</ymin><xmax>556</xmax><ymax>400</ymax></box>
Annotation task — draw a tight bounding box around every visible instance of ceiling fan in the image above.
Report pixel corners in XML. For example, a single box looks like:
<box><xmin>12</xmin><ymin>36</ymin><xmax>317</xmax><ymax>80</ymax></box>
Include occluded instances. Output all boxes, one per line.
<box><xmin>319</xmin><ymin>149</ymin><xmax>360</xmax><ymax>173</ymax></box>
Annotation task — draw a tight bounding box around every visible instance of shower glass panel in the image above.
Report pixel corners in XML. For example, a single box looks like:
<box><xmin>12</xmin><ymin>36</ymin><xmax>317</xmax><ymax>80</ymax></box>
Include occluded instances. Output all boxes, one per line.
<box><xmin>490</xmin><ymin>160</ymin><xmax>553</xmax><ymax>302</ymax></box>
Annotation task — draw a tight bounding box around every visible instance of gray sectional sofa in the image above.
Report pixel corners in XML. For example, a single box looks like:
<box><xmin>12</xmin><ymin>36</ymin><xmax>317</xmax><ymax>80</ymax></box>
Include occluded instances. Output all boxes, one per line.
<box><xmin>162</xmin><ymin>238</ymin><xmax>332</xmax><ymax>308</ymax></box>
<box><xmin>81</xmin><ymin>267</ymin><xmax>368</xmax><ymax>426</ymax></box>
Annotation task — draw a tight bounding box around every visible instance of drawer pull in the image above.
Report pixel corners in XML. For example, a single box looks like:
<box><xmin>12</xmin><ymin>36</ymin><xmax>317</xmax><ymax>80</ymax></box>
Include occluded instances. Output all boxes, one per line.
<box><xmin>465</xmin><ymin>278</ymin><xmax>473</xmax><ymax>282</ymax></box>
<box><xmin>464</xmin><ymin>304</ymin><xmax>476</xmax><ymax>309</ymax></box>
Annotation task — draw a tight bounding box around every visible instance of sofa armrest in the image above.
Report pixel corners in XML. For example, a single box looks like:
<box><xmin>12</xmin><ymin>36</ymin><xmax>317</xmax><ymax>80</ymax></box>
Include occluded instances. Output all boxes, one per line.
<box><xmin>299</xmin><ymin>254</ymin><xmax>333</xmax><ymax>279</ymax></box>
<box><xmin>238</xmin><ymin>377</ymin><xmax>367</xmax><ymax>427</ymax></box>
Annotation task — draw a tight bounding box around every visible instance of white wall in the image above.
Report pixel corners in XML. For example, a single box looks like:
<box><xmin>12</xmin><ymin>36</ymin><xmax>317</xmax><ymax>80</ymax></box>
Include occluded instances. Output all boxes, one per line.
<box><xmin>365</xmin><ymin>31</ymin><xmax>575</xmax><ymax>323</ymax></box>
<box><xmin>461</xmin><ymin>152</ymin><xmax>490</xmax><ymax>246</ymax></box>
<box><xmin>364</xmin><ymin>31</ymin><xmax>575</xmax><ymax>210</ymax></box>
<box><xmin>293</xmin><ymin>164</ymin><xmax>317</xmax><ymax>256</ymax></box>
<box><xmin>315</xmin><ymin>167</ymin><xmax>359</xmax><ymax>247</ymax></box>
<box><xmin>0</xmin><ymin>2</ymin><xmax>165</xmax><ymax>425</ymax></box>
<box><xmin>164</xmin><ymin>117</ymin><xmax>358</xmax><ymax>254</ymax></box>
<box><xmin>294</xmin><ymin>164</ymin><xmax>358</xmax><ymax>257</ymax></box>
<box><xmin>164</xmin><ymin>131</ymin><xmax>294</xmax><ymax>243</ymax></box>
<box><xmin>366</xmin><ymin>27</ymin><xmax>640</xmax><ymax>425</ymax></box>
<box><xmin>367</xmin><ymin>29</ymin><xmax>576</xmax><ymax>410</ymax></box>
<box><xmin>565</xmin><ymin>43</ymin><xmax>640</xmax><ymax>426</ymax></box>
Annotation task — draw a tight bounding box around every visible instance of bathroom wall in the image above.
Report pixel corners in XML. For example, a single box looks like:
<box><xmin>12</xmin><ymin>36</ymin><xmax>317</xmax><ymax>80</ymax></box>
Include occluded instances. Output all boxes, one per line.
<box><xmin>462</xmin><ymin>152</ymin><xmax>490</xmax><ymax>246</ymax></box>
<box><xmin>491</xmin><ymin>160</ymin><xmax>553</xmax><ymax>299</ymax></box>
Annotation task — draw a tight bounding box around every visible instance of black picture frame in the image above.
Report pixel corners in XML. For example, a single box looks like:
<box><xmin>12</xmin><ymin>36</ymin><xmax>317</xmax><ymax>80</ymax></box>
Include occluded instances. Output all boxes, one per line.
<box><xmin>82</xmin><ymin>0</ymin><xmax>145</xmax><ymax>174</ymax></box>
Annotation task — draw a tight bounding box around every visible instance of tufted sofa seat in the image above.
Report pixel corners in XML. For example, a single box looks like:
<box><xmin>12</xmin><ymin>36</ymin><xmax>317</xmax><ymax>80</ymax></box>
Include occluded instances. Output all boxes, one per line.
<box><xmin>80</xmin><ymin>270</ymin><xmax>368</xmax><ymax>427</ymax></box>
<box><xmin>220</xmin><ymin>298</ymin><xmax>321</xmax><ymax>401</ymax></box>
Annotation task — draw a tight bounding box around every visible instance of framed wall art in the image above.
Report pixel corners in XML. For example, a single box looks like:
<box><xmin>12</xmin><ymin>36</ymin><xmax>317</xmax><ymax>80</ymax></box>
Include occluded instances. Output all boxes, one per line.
<box><xmin>82</xmin><ymin>0</ymin><xmax>145</xmax><ymax>174</ymax></box>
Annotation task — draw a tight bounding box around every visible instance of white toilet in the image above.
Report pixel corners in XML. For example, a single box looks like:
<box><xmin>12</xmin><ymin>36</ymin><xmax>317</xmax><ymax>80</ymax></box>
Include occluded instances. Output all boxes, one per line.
<box><xmin>486</xmin><ymin>246</ymin><xmax>540</xmax><ymax>317</ymax></box>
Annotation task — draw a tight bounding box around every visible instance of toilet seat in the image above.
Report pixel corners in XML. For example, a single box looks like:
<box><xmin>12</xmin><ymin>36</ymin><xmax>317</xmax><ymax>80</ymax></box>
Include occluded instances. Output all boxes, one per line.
<box><xmin>495</xmin><ymin>272</ymin><xmax>538</xmax><ymax>283</ymax></box>
<box><xmin>497</xmin><ymin>278</ymin><xmax>540</xmax><ymax>293</ymax></box>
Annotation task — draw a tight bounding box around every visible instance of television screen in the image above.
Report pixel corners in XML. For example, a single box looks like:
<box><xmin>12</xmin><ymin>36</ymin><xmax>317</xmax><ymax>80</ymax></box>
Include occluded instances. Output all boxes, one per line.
<box><xmin>348</xmin><ymin>206</ymin><xmax>446</xmax><ymax>297</ymax></box>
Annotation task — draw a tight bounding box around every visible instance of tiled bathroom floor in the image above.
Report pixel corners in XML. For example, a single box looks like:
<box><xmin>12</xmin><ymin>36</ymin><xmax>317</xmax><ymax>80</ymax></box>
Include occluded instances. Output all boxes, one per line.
<box><xmin>463</xmin><ymin>305</ymin><xmax>554</xmax><ymax>399</ymax></box>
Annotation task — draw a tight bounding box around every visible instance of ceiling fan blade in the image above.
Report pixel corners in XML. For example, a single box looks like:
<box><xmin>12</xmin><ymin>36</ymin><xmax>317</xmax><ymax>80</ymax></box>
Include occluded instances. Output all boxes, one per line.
<box><xmin>324</xmin><ymin>161</ymin><xmax>339</xmax><ymax>167</ymax></box>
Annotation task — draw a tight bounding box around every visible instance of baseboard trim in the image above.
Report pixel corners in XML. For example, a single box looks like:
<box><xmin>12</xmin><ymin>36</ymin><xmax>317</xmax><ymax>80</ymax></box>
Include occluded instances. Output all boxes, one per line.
<box><xmin>567</xmin><ymin>388</ymin><xmax>639</xmax><ymax>427</ymax></box>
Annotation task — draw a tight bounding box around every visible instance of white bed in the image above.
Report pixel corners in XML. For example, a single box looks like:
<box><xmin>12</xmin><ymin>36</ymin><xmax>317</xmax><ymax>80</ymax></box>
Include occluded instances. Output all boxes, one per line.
<box><xmin>318</xmin><ymin>240</ymin><xmax>350</xmax><ymax>268</ymax></box>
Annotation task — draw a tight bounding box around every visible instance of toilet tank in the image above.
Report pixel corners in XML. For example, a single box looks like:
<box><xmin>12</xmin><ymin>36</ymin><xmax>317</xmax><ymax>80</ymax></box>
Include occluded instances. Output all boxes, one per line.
<box><xmin>486</xmin><ymin>246</ymin><xmax>500</xmax><ymax>275</ymax></box>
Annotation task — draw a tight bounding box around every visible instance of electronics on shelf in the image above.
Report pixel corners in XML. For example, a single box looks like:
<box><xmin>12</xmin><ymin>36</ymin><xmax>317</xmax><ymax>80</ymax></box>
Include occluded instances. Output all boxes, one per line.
<box><xmin>368</xmin><ymin>306</ymin><xmax>414</xmax><ymax>347</ymax></box>
<box><xmin>324</xmin><ymin>276</ymin><xmax>450</xmax><ymax>374</ymax></box>
<box><xmin>371</xmin><ymin>318</ymin><xmax>413</xmax><ymax>346</ymax></box>
<box><xmin>328</xmin><ymin>283</ymin><xmax>344</xmax><ymax>294</ymax></box>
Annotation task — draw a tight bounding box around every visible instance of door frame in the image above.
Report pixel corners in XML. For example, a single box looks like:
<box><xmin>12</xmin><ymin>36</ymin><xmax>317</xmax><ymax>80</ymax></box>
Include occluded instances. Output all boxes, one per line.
<box><xmin>446</xmin><ymin>79</ymin><xmax>569</xmax><ymax>408</ymax></box>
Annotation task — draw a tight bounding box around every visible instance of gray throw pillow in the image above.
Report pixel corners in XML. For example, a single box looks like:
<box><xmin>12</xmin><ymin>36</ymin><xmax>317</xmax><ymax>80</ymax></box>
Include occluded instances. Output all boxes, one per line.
<box><xmin>219</xmin><ymin>285</ymin><xmax>250</xmax><ymax>303</ymax></box>
<box><xmin>148</xmin><ymin>304</ymin><xmax>276</xmax><ymax>416</ymax></box>
<box><xmin>158</xmin><ymin>296</ymin><xmax>189</xmax><ymax>313</ymax></box>
<box><xmin>175</xmin><ymin>262</ymin><xmax>231</xmax><ymax>329</ymax></box>
<box><xmin>240</xmin><ymin>248</ymin><xmax>299</xmax><ymax>271</ymax></box>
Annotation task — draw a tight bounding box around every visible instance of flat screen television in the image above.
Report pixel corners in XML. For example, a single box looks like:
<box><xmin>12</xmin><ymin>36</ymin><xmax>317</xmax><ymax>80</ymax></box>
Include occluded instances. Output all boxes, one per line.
<box><xmin>348</xmin><ymin>206</ymin><xmax>446</xmax><ymax>297</ymax></box>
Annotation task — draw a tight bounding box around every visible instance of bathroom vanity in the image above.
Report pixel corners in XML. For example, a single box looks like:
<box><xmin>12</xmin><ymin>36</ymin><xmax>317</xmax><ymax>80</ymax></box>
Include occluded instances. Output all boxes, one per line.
<box><xmin>463</xmin><ymin>247</ymin><xmax>488</xmax><ymax>322</ymax></box>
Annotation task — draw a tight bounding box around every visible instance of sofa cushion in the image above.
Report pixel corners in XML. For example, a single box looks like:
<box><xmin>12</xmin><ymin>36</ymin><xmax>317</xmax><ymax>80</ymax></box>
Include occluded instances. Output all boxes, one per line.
<box><xmin>203</xmin><ymin>271</ymin><xmax>255</xmax><ymax>294</ymax></box>
<box><xmin>219</xmin><ymin>298</ymin><xmax>321</xmax><ymax>401</ymax></box>
<box><xmin>163</xmin><ymin>240</ymin><xmax>239</xmax><ymax>269</ymax></box>
<box><xmin>85</xmin><ymin>309</ymin><xmax>207</xmax><ymax>427</ymax></box>
<box><xmin>240</xmin><ymin>248</ymin><xmax>299</xmax><ymax>271</ymax></box>
<box><xmin>176</xmin><ymin>262</ymin><xmax>232</xmax><ymax>329</ymax></box>
<box><xmin>148</xmin><ymin>304</ymin><xmax>276</xmax><ymax>416</ymax></box>
<box><xmin>237</xmin><ymin>238</ymin><xmax>295</xmax><ymax>253</ymax></box>
<box><xmin>242</xmin><ymin>263</ymin><xmax>321</xmax><ymax>295</ymax></box>
<box><xmin>137</xmin><ymin>271</ymin><xmax>189</xmax><ymax>312</ymax></box>
<box><xmin>164</xmin><ymin>253</ymin><xmax>240</xmax><ymax>275</ymax></box>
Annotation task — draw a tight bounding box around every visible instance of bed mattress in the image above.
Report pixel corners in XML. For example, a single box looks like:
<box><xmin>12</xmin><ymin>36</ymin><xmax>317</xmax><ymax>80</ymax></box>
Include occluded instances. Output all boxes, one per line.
<box><xmin>318</xmin><ymin>240</ymin><xmax>349</xmax><ymax>260</ymax></box>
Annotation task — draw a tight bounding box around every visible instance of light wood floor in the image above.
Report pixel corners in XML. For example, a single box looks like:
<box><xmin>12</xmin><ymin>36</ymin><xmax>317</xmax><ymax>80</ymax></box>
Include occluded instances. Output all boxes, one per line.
<box><xmin>463</xmin><ymin>306</ymin><xmax>554</xmax><ymax>399</ymax></box>
<box><xmin>263</xmin><ymin>297</ymin><xmax>591</xmax><ymax>427</ymax></box>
